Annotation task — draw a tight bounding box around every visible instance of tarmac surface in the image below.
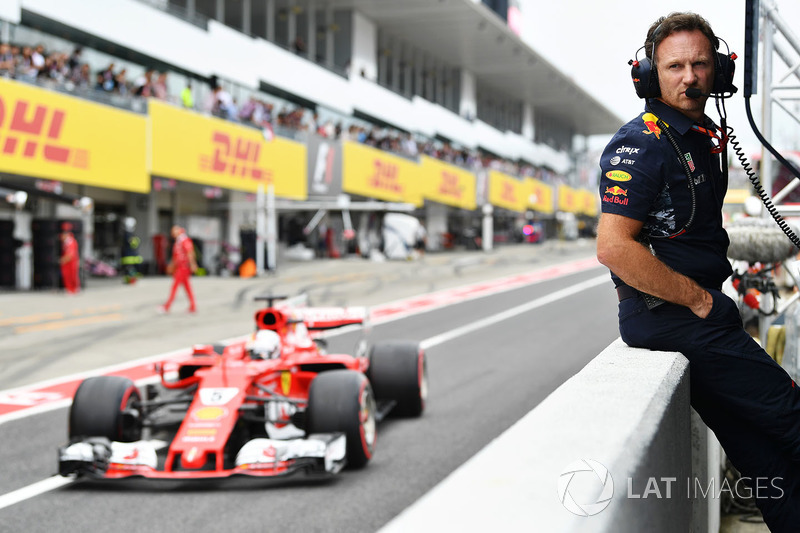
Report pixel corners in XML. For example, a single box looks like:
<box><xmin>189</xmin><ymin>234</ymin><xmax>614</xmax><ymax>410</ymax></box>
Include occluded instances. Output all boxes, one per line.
<box><xmin>0</xmin><ymin>239</ymin><xmax>599</xmax><ymax>391</ymax></box>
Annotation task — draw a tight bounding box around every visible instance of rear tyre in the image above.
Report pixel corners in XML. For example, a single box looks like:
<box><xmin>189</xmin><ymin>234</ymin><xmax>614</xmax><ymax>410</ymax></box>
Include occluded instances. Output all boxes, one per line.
<box><xmin>367</xmin><ymin>342</ymin><xmax>427</xmax><ymax>417</ymax></box>
<box><xmin>306</xmin><ymin>370</ymin><xmax>376</xmax><ymax>469</ymax></box>
<box><xmin>69</xmin><ymin>376</ymin><xmax>142</xmax><ymax>442</ymax></box>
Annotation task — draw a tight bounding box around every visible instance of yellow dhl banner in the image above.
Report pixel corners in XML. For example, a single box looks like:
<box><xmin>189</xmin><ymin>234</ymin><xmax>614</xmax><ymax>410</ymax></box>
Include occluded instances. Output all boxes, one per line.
<box><xmin>577</xmin><ymin>189</ymin><xmax>598</xmax><ymax>216</ymax></box>
<box><xmin>342</xmin><ymin>141</ymin><xmax>422</xmax><ymax>205</ymax></box>
<box><xmin>149</xmin><ymin>100</ymin><xmax>306</xmax><ymax>198</ymax></box>
<box><xmin>526</xmin><ymin>178</ymin><xmax>554</xmax><ymax>214</ymax></box>
<box><xmin>488</xmin><ymin>170</ymin><xmax>527</xmax><ymax>213</ymax></box>
<box><xmin>0</xmin><ymin>77</ymin><xmax>148</xmax><ymax>192</ymax></box>
<box><xmin>420</xmin><ymin>156</ymin><xmax>476</xmax><ymax>210</ymax></box>
<box><xmin>558</xmin><ymin>185</ymin><xmax>581</xmax><ymax>213</ymax></box>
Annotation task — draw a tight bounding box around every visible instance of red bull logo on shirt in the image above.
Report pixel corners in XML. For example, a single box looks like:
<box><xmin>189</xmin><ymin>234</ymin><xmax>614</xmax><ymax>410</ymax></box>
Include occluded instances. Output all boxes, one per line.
<box><xmin>642</xmin><ymin>113</ymin><xmax>662</xmax><ymax>139</ymax></box>
<box><xmin>603</xmin><ymin>185</ymin><xmax>629</xmax><ymax>206</ymax></box>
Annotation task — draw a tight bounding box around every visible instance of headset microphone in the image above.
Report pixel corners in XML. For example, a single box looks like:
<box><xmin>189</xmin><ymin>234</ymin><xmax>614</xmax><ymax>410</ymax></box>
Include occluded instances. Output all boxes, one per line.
<box><xmin>685</xmin><ymin>88</ymin><xmax>712</xmax><ymax>99</ymax></box>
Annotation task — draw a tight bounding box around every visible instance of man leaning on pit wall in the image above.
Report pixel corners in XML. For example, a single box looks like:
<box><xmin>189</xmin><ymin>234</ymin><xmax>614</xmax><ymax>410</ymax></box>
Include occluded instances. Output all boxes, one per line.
<box><xmin>596</xmin><ymin>12</ymin><xmax>800</xmax><ymax>532</ymax></box>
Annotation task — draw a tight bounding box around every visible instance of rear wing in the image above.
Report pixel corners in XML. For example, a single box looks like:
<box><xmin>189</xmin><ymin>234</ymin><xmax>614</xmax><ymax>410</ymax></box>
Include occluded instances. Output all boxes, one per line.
<box><xmin>294</xmin><ymin>307</ymin><xmax>368</xmax><ymax>330</ymax></box>
<box><xmin>255</xmin><ymin>304</ymin><xmax>368</xmax><ymax>332</ymax></box>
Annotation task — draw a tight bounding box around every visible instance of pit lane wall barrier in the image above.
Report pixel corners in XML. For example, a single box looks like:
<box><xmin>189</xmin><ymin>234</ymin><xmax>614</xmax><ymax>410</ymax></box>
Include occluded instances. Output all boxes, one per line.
<box><xmin>379</xmin><ymin>339</ymin><xmax>722</xmax><ymax>533</ymax></box>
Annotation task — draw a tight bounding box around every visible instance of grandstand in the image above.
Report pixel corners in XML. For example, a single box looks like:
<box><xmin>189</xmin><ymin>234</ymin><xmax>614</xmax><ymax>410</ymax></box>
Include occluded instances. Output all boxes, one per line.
<box><xmin>0</xmin><ymin>0</ymin><xmax>621</xmax><ymax>288</ymax></box>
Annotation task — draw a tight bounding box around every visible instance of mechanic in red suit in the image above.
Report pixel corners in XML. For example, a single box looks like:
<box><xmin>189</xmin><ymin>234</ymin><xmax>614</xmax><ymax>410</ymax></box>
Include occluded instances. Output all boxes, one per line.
<box><xmin>59</xmin><ymin>223</ymin><xmax>80</xmax><ymax>294</ymax></box>
<box><xmin>159</xmin><ymin>225</ymin><xmax>197</xmax><ymax>313</ymax></box>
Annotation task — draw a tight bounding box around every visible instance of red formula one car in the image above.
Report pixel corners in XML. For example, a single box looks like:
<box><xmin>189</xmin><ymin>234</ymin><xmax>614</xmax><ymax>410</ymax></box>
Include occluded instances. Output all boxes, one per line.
<box><xmin>58</xmin><ymin>296</ymin><xmax>427</xmax><ymax>480</ymax></box>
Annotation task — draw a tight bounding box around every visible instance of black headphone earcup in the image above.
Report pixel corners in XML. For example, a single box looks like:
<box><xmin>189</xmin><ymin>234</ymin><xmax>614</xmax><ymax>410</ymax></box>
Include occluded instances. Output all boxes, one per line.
<box><xmin>631</xmin><ymin>57</ymin><xmax>660</xmax><ymax>99</ymax></box>
<box><xmin>713</xmin><ymin>51</ymin><xmax>738</xmax><ymax>95</ymax></box>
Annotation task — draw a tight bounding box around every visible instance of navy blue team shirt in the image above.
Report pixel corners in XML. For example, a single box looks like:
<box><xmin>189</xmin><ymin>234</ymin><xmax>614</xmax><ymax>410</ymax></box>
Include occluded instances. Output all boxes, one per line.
<box><xmin>598</xmin><ymin>99</ymin><xmax>732</xmax><ymax>290</ymax></box>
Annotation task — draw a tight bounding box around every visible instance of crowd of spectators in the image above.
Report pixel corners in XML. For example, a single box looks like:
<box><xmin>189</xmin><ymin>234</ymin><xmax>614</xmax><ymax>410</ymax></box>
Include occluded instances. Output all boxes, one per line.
<box><xmin>223</xmin><ymin>90</ymin><xmax>556</xmax><ymax>179</ymax></box>
<box><xmin>1</xmin><ymin>38</ymin><xmax>563</xmax><ymax>184</ymax></box>
<box><xmin>0</xmin><ymin>42</ymin><xmax>173</xmax><ymax>102</ymax></box>
<box><xmin>0</xmin><ymin>42</ymin><xmax>83</xmax><ymax>85</ymax></box>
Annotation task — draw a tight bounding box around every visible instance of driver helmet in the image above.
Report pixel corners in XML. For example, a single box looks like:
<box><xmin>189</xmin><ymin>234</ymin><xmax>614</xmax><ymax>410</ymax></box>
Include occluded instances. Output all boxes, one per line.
<box><xmin>249</xmin><ymin>329</ymin><xmax>282</xmax><ymax>360</ymax></box>
<box><xmin>124</xmin><ymin>217</ymin><xmax>137</xmax><ymax>232</ymax></box>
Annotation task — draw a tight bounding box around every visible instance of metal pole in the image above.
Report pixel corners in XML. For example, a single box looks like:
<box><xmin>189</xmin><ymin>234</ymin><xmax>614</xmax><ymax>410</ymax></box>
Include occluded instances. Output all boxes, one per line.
<box><xmin>242</xmin><ymin>0</ymin><xmax>251</xmax><ymax>34</ymax></box>
<box><xmin>82</xmin><ymin>203</ymin><xmax>94</xmax><ymax>262</ymax></box>
<box><xmin>481</xmin><ymin>204</ymin><xmax>493</xmax><ymax>252</ymax></box>
<box><xmin>288</xmin><ymin>0</ymin><xmax>296</xmax><ymax>51</ymax></box>
<box><xmin>763</xmin><ymin>0</ymin><xmax>800</xmax><ymax>57</ymax></box>
<box><xmin>307</xmin><ymin>0</ymin><xmax>316</xmax><ymax>62</ymax></box>
<box><xmin>760</xmin><ymin>8</ymin><xmax>775</xmax><ymax>347</ymax></box>
<box><xmin>325</xmin><ymin>4</ymin><xmax>334</xmax><ymax>68</ymax></box>
<box><xmin>256</xmin><ymin>184</ymin><xmax>265</xmax><ymax>275</ymax></box>
<box><xmin>761</xmin><ymin>11</ymin><xmax>774</xmax><ymax>212</ymax></box>
<box><xmin>267</xmin><ymin>0</ymin><xmax>275</xmax><ymax>42</ymax></box>
<box><xmin>304</xmin><ymin>209</ymin><xmax>327</xmax><ymax>235</ymax></box>
<box><xmin>774</xmin><ymin>40</ymin><xmax>800</xmax><ymax>84</ymax></box>
<box><xmin>266</xmin><ymin>184</ymin><xmax>277</xmax><ymax>272</ymax></box>
<box><xmin>14</xmin><ymin>209</ymin><xmax>31</xmax><ymax>290</ymax></box>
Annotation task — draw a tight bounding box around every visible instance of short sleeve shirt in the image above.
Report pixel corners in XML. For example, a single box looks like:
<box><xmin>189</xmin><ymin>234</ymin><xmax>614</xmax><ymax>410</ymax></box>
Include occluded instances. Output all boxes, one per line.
<box><xmin>598</xmin><ymin>99</ymin><xmax>731</xmax><ymax>289</ymax></box>
<box><xmin>172</xmin><ymin>233</ymin><xmax>194</xmax><ymax>269</ymax></box>
<box><xmin>62</xmin><ymin>234</ymin><xmax>78</xmax><ymax>262</ymax></box>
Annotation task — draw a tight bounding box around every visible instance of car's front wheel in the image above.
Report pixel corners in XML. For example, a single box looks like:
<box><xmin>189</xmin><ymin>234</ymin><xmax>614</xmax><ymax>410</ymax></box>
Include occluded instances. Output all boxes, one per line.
<box><xmin>306</xmin><ymin>370</ymin><xmax>376</xmax><ymax>469</ymax></box>
<box><xmin>69</xmin><ymin>376</ymin><xmax>142</xmax><ymax>442</ymax></box>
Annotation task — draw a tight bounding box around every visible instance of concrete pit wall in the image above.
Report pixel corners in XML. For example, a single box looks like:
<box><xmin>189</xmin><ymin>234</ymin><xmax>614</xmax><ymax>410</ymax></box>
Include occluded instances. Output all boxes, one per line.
<box><xmin>379</xmin><ymin>339</ymin><xmax>721</xmax><ymax>533</ymax></box>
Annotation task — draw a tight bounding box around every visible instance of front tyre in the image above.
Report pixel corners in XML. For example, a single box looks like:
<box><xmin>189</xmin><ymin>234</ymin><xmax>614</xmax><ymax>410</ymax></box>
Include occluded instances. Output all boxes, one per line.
<box><xmin>306</xmin><ymin>370</ymin><xmax>376</xmax><ymax>469</ymax></box>
<box><xmin>69</xmin><ymin>376</ymin><xmax>142</xmax><ymax>442</ymax></box>
<box><xmin>367</xmin><ymin>342</ymin><xmax>427</xmax><ymax>417</ymax></box>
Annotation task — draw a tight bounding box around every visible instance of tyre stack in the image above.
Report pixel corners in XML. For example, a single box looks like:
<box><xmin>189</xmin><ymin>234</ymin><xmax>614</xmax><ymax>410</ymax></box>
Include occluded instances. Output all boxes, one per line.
<box><xmin>32</xmin><ymin>219</ymin><xmax>83</xmax><ymax>289</ymax></box>
<box><xmin>240</xmin><ymin>228</ymin><xmax>256</xmax><ymax>269</ymax></box>
<box><xmin>32</xmin><ymin>219</ymin><xmax>61</xmax><ymax>289</ymax></box>
<box><xmin>0</xmin><ymin>219</ymin><xmax>16</xmax><ymax>288</ymax></box>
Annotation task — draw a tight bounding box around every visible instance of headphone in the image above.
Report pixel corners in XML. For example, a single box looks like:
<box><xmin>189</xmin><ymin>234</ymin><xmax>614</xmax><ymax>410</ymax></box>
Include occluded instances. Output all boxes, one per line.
<box><xmin>629</xmin><ymin>25</ymin><xmax>737</xmax><ymax>99</ymax></box>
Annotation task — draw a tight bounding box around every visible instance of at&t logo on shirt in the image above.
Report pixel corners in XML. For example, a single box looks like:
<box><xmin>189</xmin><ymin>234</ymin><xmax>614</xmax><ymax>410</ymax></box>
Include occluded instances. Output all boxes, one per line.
<box><xmin>609</xmin><ymin>156</ymin><xmax>635</xmax><ymax>166</ymax></box>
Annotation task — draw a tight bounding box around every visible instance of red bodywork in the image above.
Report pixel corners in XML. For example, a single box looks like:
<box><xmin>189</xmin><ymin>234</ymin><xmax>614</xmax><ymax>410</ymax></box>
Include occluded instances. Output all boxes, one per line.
<box><xmin>103</xmin><ymin>304</ymin><xmax>367</xmax><ymax>479</ymax></box>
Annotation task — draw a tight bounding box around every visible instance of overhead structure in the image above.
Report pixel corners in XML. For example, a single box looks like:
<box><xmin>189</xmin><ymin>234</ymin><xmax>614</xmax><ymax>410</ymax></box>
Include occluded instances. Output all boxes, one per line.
<box><xmin>756</xmin><ymin>0</ymin><xmax>800</xmax><ymax>215</ymax></box>
<box><xmin>323</xmin><ymin>0</ymin><xmax>620</xmax><ymax>136</ymax></box>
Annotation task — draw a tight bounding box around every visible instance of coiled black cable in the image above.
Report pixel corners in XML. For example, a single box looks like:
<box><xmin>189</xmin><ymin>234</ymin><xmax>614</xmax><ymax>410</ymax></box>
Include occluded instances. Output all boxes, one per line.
<box><xmin>655</xmin><ymin>117</ymin><xmax>697</xmax><ymax>238</ymax></box>
<box><xmin>728</xmin><ymin>96</ymin><xmax>800</xmax><ymax>249</ymax></box>
<box><xmin>642</xmin><ymin>98</ymin><xmax>698</xmax><ymax>240</ymax></box>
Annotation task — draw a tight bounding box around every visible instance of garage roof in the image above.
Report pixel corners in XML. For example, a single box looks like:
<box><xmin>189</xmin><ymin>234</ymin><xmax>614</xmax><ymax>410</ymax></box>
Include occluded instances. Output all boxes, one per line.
<box><xmin>313</xmin><ymin>0</ymin><xmax>623</xmax><ymax>136</ymax></box>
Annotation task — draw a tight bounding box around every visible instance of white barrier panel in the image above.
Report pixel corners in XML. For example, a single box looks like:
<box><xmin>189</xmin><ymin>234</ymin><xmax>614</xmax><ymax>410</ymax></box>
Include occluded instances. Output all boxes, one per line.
<box><xmin>380</xmin><ymin>339</ymin><xmax>720</xmax><ymax>533</ymax></box>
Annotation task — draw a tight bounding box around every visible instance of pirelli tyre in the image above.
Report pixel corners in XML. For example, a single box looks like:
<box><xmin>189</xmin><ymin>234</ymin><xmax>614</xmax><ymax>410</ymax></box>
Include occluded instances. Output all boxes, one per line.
<box><xmin>69</xmin><ymin>376</ymin><xmax>142</xmax><ymax>442</ymax></box>
<box><xmin>367</xmin><ymin>341</ymin><xmax>427</xmax><ymax>417</ymax></box>
<box><xmin>306</xmin><ymin>370</ymin><xmax>376</xmax><ymax>469</ymax></box>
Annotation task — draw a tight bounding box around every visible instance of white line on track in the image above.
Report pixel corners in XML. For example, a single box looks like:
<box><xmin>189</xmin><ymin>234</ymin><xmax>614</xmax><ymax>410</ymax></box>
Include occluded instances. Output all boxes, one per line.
<box><xmin>420</xmin><ymin>274</ymin><xmax>608</xmax><ymax>350</ymax></box>
<box><xmin>0</xmin><ymin>476</ymin><xmax>74</xmax><ymax>511</ymax></box>
<box><xmin>0</xmin><ymin>270</ymin><xmax>608</xmax><ymax>511</ymax></box>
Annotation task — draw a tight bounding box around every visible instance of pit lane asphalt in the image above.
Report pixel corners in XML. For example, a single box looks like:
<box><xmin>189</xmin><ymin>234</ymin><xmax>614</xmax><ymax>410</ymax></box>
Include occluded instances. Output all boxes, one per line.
<box><xmin>0</xmin><ymin>240</ymin><xmax>620</xmax><ymax>532</ymax></box>
<box><xmin>0</xmin><ymin>240</ymin><xmax>599</xmax><ymax>391</ymax></box>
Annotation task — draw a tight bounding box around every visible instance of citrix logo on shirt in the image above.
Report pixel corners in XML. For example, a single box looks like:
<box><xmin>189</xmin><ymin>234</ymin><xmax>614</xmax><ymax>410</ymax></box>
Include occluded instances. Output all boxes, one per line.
<box><xmin>615</xmin><ymin>145</ymin><xmax>640</xmax><ymax>155</ymax></box>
